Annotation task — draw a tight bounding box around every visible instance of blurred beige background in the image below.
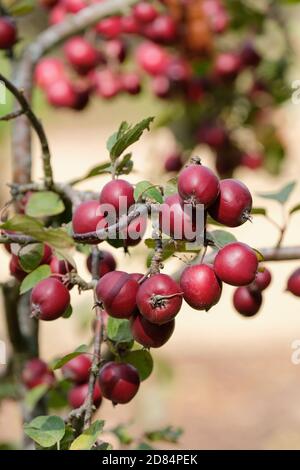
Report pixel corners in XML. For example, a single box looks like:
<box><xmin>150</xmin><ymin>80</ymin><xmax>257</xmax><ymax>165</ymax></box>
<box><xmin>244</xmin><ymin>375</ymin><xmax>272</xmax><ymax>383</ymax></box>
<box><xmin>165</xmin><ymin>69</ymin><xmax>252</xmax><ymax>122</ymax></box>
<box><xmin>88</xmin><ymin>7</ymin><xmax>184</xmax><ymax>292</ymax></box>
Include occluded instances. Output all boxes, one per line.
<box><xmin>2</xmin><ymin>13</ymin><xmax>300</xmax><ymax>448</ymax></box>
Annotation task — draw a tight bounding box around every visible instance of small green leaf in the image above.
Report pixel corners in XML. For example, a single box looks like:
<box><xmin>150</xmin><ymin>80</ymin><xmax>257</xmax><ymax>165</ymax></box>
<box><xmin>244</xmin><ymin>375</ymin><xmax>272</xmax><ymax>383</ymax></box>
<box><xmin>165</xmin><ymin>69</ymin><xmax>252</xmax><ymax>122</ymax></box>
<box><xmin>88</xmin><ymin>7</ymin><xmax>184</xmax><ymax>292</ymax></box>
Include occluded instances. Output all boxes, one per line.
<box><xmin>25</xmin><ymin>192</ymin><xmax>65</xmax><ymax>218</ymax></box>
<box><xmin>208</xmin><ymin>230</ymin><xmax>237</xmax><ymax>248</ymax></box>
<box><xmin>115</xmin><ymin>153</ymin><xmax>133</xmax><ymax>176</ymax></box>
<box><xmin>95</xmin><ymin>441</ymin><xmax>113</xmax><ymax>450</ymax></box>
<box><xmin>109</xmin><ymin>117</ymin><xmax>154</xmax><ymax>161</ymax></box>
<box><xmin>257</xmin><ymin>181</ymin><xmax>297</xmax><ymax>205</ymax></box>
<box><xmin>121</xmin><ymin>349</ymin><xmax>153</xmax><ymax>381</ymax></box>
<box><xmin>62</xmin><ymin>305</ymin><xmax>73</xmax><ymax>319</ymax></box>
<box><xmin>164</xmin><ymin>178</ymin><xmax>178</xmax><ymax>197</ymax></box>
<box><xmin>107</xmin><ymin>318</ymin><xmax>133</xmax><ymax>344</ymax></box>
<box><xmin>24</xmin><ymin>415</ymin><xmax>65</xmax><ymax>448</ymax></box>
<box><xmin>18</xmin><ymin>243</ymin><xmax>44</xmax><ymax>272</ymax></box>
<box><xmin>289</xmin><ymin>203</ymin><xmax>300</xmax><ymax>215</ymax></box>
<box><xmin>136</xmin><ymin>442</ymin><xmax>155</xmax><ymax>450</ymax></box>
<box><xmin>51</xmin><ymin>345</ymin><xmax>89</xmax><ymax>370</ymax></box>
<box><xmin>70</xmin><ymin>420</ymin><xmax>104</xmax><ymax>450</ymax></box>
<box><xmin>112</xmin><ymin>425</ymin><xmax>133</xmax><ymax>445</ymax></box>
<box><xmin>145</xmin><ymin>426</ymin><xmax>183</xmax><ymax>444</ymax></box>
<box><xmin>20</xmin><ymin>265</ymin><xmax>51</xmax><ymax>294</ymax></box>
<box><xmin>9</xmin><ymin>0</ymin><xmax>34</xmax><ymax>16</ymax></box>
<box><xmin>70</xmin><ymin>162</ymin><xmax>111</xmax><ymax>186</ymax></box>
<box><xmin>134</xmin><ymin>181</ymin><xmax>163</xmax><ymax>203</ymax></box>
<box><xmin>24</xmin><ymin>384</ymin><xmax>49</xmax><ymax>412</ymax></box>
<box><xmin>251</xmin><ymin>207</ymin><xmax>267</xmax><ymax>216</ymax></box>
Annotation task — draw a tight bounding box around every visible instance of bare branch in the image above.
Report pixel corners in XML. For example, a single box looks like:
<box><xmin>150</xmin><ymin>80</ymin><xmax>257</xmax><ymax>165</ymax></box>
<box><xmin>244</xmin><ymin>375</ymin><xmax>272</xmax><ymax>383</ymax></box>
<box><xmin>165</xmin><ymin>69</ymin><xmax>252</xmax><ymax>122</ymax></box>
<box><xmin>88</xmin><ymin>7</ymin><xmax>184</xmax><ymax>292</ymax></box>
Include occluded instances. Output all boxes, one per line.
<box><xmin>0</xmin><ymin>109</ymin><xmax>25</xmax><ymax>121</ymax></box>
<box><xmin>0</xmin><ymin>73</ymin><xmax>54</xmax><ymax>189</ymax></box>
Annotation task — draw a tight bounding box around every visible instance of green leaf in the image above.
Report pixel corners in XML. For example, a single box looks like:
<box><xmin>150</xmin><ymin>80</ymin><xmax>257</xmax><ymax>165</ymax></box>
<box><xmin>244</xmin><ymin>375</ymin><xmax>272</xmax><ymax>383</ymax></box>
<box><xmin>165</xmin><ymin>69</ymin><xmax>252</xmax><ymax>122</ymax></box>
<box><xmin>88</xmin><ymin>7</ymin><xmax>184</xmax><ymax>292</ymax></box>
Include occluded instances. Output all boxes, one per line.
<box><xmin>164</xmin><ymin>177</ymin><xmax>178</xmax><ymax>197</ymax></box>
<box><xmin>121</xmin><ymin>349</ymin><xmax>153</xmax><ymax>381</ymax></box>
<box><xmin>9</xmin><ymin>0</ymin><xmax>34</xmax><ymax>16</ymax></box>
<box><xmin>24</xmin><ymin>384</ymin><xmax>49</xmax><ymax>412</ymax></box>
<box><xmin>111</xmin><ymin>425</ymin><xmax>133</xmax><ymax>445</ymax></box>
<box><xmin>134</xmin><ymin>181</ymin><xmax>163</xmax><ymax>203</ymax></box>
<box><xmin>62</xmin><ymin>305</ymin><xmax>73</xmax><ymax>319</ymax></box>
<box><xmin>207</xmin><ymin>230</ymin><xmax>237</xmax><ymax>248</ymax></box>
<box><xmin>109</xmin><ymin>117</ymin><xmax>154</xmax><ymax>161</ymax></box>
<box><xmin>107</xmin><ymin>318</ymin><xmax>133</xmax><ymax>344</ymax></box>
<box><xmin>70</xmin><ymin>420</ymin><xmax>104</xmax><ymax>450</ymax></box>
<box><xmin>257</xmin><ymin>181</ymin><xmax>297</xmax><ymax>205</ymax></box>
<box><xmin>48</xmin><ymin>380</ymin><xmax>72</xmax><ymax>411</ymax></box>
<box><xmin>25</xmin><ymin>192</ymin><xmax>65</xmax><ymax>218</ymax></box>
<box><xmin>20</xmin><ymin>265</ymin><xmax>51</xmax><ymax>295</ymax></box>
<box><xmin>70</xmin><ymin>162</ymin><xmax>111</xmax><ymax>186</ymax></box>
<box><xmin>145</xmin><ymin>426</ymin><xmax>183</xmax><ymax>444</ymax></box>
<box><xmin>136</xmin><ymin>442</ymin><xmax>155</xmax><ymax>450</ymax></box>
<box><xmin>24</xmin><ymin>416</ymin><xmax>65</xmax><ymax>448</ymax></box>
<box><xmin>51</xmin><ymin>345</ymin><xmax>89</xmax><ymax>370</ymax></box>
<box><xmin>115</xmin><ymin>153</ymin><xmax>133</xmax><ymax>176</ymax></box>
<box><xmin>0</xmin><ymin>215</ymin><xmax>74</xmax><ymax>249</ymax></box>
<box><xmin>251</xmin><ymin>207</ymin><xmax>267</xmax><ymax>216</ymax></box>
<box><xmin>18</xmin><ymin>243</ymin><xmax>44</xmax><ymax>272</ymax></box>
<box><xmin>289</xmin><ymin>203</ymin><xmax>300</xmax><ymax>215</ymax></box>
<box><xmin>95</xmin><ymin>441</ymin><xmax>113</xmax><ymax>450</ymax></box>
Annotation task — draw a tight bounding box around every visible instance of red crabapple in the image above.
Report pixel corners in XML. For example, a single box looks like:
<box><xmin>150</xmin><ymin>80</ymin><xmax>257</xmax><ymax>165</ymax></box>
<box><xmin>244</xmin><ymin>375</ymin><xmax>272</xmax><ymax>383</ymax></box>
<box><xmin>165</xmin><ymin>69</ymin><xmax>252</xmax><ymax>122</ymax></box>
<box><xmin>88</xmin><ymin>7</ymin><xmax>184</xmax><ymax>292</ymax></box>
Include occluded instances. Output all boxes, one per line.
<box><xmin>35</xmin><ymin>58</ymin><xmax>66</xmax><ymax>90</ymax></box>
<box><xmin>208</xmin><ymin>179</ymin><xmax>252</xmax><ymax>227</ymax></box>
<box><xmin>214</xmin><ymin>242</ymin><xmax>258</xmax><ymax>286</ymax></box>
<box><xmin>233</xmin><ymin>286</ymin><xmax>262</xmax><ymax>317</ymax></box>
<box><xmin>133</xmin><ymin>2</ymin><xmax>158</xmax><ymax>23</ymax></box>
<box><xmin>86</xmin><ymin>250</ymin><xmax>116</xmax><ymax>278</ymax></box>
<box><xmin>99</xmin><ymin>179</ymin><xmax>135</xmax><ymax>216</ymax></box>
<box><xmin>46</xmin><ymin>78</ymin><xmax>77</xmax><ymax>108</ymax></box>
<box><xmin>0</xmin><ymin>17</ymin><xmax>17</xmax><ymax>50</ymax></box>
<box><xmin>136</xmin><ymin>42</ymin><xmax>170</xmax><ymax>76</ymax></box>
<box><xmin>177</xmin><ymin>163</ymin><xmax>220</xmax><ymax>208</ymax></box>
<box><xmin>136</xmin><ymin>273</ymin><xmax>183</xmax><ymax>324</ymax></box>
<box><xmin>95</xmin><ymin>16</ymin><xmax>122</xmax><ymax>38</ymax></box>
<box><xmin>64</xmin><ymin>37</ymin><xmax>98</xmax><ymax>75</ymax></box>
<box><xmin>180</xmin><ymin>264</ymin><xmax>222</xmax><ymax>310</ymax></box>
<box><xmin>159</xmin><ymin>194</ymin><xmax>196</xmax><ymax>241</ymax></box>
<box><xmin>164</xmin><ymin>153</ymin><xmax>183</xmax><ymax>172</ymax></box>
<box><xmin>22</xmin><ymin>358</ymin><xmax>55</xmax><ymax>389</ymax></box>
<box><xmin>122</xmin><ymin>72</ymin><xmax>141</xmax><ymax>95</ymax></box>
<box><xmin>96</xmin><ymin>271</ymin><xmax>139</xmax><ymax>318</ymax></box>
<box><xmin>98</xmin><ymin>361</ymin><xmax>140</xmax><ymax>404</ymax></box>
<box><xmin>68</xmin><ymin>382</ymin><xmax>102</xmax><ymax>409</ymax></box>
<box><xmin>287</xmin><ymin>268</ymin><xmax>300</xmax><ymax>297</ymax></box>
<box><xmin>72</xmin><ymin>200</ymin><xmax>106</xmax><ymax>241</ymax></box>
<box><xmin>62</xmin><ymin>354</ymin><xmax>92</xmax><ymax>384</ymax></box>
<box><xmin>31</xmin><ymin>278</ymin><xmax>71</xmax><ymax>321</ymax></box>
<box><xmin>130</xmin><ymin>314</ymin><xmax>175</xmax><ymax>348</ymax></box>
<box><xmin>250</xmin><ymin>268</ymin><xmax>272</xmax><ymax>292</ymax></box>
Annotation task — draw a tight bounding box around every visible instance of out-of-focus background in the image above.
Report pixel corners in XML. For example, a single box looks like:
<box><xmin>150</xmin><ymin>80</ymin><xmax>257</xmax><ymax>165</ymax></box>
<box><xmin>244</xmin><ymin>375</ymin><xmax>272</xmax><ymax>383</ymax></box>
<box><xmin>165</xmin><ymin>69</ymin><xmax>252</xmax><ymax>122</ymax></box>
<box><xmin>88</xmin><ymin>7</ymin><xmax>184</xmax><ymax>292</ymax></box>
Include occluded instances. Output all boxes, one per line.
<box><xmin>1</xmin><ymin>1</ymin><xmax>300</xmax><ymax>450</ymax></box>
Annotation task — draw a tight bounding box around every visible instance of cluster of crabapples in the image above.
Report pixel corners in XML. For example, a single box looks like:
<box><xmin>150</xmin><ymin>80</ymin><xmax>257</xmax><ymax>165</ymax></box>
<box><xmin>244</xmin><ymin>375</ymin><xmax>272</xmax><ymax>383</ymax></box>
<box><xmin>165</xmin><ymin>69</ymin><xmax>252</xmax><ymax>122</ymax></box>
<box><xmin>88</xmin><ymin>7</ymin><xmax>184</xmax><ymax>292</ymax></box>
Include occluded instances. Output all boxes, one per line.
<box><xmin>0</xmin><ymin>0</ymin><xmax>268</xmax><ymax>175</ymax></box>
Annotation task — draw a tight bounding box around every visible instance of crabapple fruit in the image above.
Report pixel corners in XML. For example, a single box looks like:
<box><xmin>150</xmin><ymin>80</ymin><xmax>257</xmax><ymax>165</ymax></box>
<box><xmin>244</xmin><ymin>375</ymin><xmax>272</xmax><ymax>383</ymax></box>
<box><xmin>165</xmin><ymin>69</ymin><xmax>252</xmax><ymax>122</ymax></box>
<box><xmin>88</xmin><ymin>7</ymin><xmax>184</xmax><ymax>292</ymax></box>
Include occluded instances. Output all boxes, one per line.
<box><xmin>214</xmin><ymin>242</ymin><xmax>258</xmax><ymax>286</ymax></box>
<box><xmin>22</xmin><ymin>358</ymin><xmax>55</xmax><ymax>389</ymax></box>
<box><xmin>287</xmin><ymin>268</ymin><xmax>300</xmax><ymax>297</ymax></box>
<box><xmin>62</xmin><ymin>354</ymin><xmax>92</xmax><ymax>384</ymax></box>
<box><xmin>136</xmin><ymin>273</ymin><xmax>182</xmax><ymax>324</ymax></box>
<box><xmin>99</xmin><ymin>179</ymin><xmax>135</xmax><ymax>216</ymax></box>
<box><xmin>136</xmin><ymin>42</ymin><xmax>169</xmax><ymax>76</ymax></box>
<box><xmin>68</xmin><ymin>382</ymin><xmax>102</xmax><ymax>409</ymax></box>
<box><xmin>208</xmin><ymin>178</ymin><xmax>252</xmax><ymax>227</ymax></box>
<box><xmin>159</xmin><ymin>194</ymin><xmax>196</xmax><ymax>241</ymax></box>
<box><xmin>251</xmin><ymin>268</ymin><xmax>272</xmax><ymax>292</ymax></box>
<box><xmin>64</xmin><ymin>36</ymin><xmax>98</xmax><ymax>75</ymax></box>
<box><xmin>233</xmin><ymin>286</ymin><xmax>262</xmax><ymax>317</ymax></box>
<box><xmin>180</xmin><ymin>264</ymin><xmax>222</xmax><ymax>310</ymax></box>
<box><xmin>96</xmin><ymin>271</ymin><xmax>139</xmax><ymax>318</ymax></box>
<box><xmin>98</xmin><ymin>361</ymin><xmax>140</xmax><ymax>404</ymax></box>
<box><xmin>177</xmin><ymin>163</ymin><xmax>220</xmax><ymax>208</ymax></box>
<box><xmin>72</xmin><ymin>200</ymin><xmax>106</xmax><ymax>241</ymax></box>
<box><xmin>31</xmin><ymin>278</ymin><xmax>71</xmax><ymax>321</ymax></box>
<box><xmin>0</xmin><ymin>17</ymin><xmax>17</xmax><ymax>50</ymax></box>
<box><xmin>130</xmin><ymin>314</ymin><xmax>175</xmax><ymax>348</ymax></box>
<box><xmin>86</xmin><ymin>250</ymin><xmax>116</xmax><ymax>278</ymax></box>
<box><xmin>133</xmin><ymin>2</ymin><xmax>158</xmax><ymax>23</ymax></box>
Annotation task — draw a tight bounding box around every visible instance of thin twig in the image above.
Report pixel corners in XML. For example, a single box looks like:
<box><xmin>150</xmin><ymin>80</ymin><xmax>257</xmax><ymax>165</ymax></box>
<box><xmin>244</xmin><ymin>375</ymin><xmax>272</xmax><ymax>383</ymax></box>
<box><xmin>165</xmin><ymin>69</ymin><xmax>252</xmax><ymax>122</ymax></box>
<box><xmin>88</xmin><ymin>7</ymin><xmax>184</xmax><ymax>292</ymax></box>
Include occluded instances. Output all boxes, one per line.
<box><xmin>0</xmin><ymin>109</ymin><xmax>25</xmax><ymax>121</ymax></box>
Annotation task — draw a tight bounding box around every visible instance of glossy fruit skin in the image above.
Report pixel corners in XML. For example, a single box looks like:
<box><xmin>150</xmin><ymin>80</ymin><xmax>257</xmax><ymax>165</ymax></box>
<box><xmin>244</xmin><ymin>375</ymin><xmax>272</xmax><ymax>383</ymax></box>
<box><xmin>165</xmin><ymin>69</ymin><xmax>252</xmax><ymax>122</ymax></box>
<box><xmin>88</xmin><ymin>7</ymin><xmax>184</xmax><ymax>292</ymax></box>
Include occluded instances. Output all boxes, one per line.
<box><xmin>136</xmin><ymin>273</ymin><xmax>182</xmax><ymax>324</ymax></box>
<box><xmin>72</xmin><ymin>200</ymin><xmax>106</xmax><ymax>242</ymax></box>
<box><xmin>96</xmin><ymin>271</ymin><xmax>139</xmax><ymax>319</ymax></box>
<box><xmin>178</xmin><ymin>164</ymin><xmax>220</xmax><ymax>208</ymax></box>
<box><xmin>35</xmin><ymin>58</ymin><xmax>65</xmax><ymax>89</ymax></box>
<box><xmin>122</xmin><ymin>72</ymin><xmax>141</xmax><ymax>95</ymax></box>
<box><xmin>31</xmin><ymin>278</ymin><xmax>71</xmax><ymax>321</ymax></box>
<box><xmin>136</xmin><ymin>42</ymin><xmax>169</xmax><ymax>76</ymax></box>
<box><xmin>133</xmin><ymin>2</ymin><xmax>158</xmax><ymax>23</ymax></box>
<box><xmin>164</xmin><ymin>153</ymin><xmax>182</xmax><ymax>172</ymax></box>
<box><xmin>214</xmin><ymin>242</ymin><xmax>258</xmax><ymax>286</ymax></box>
<box><xmin>64</xmin><ymin>36</ymin><xmax>98</xmax><ymax>74</ymax></box>
<box><xmin>0</xmin><ymin>17</ymin><xmax>17</xmax><ymax>50</ymax></box>
<box><xmin>180</xmin><ymin>264</ymin><xmax>222</xmax><ymax>310</ymax></box>
<box><xmin>251</xmin><ymin>268</ymin><xmax>272</xmax><ymax>291</ymax></box>
<box><xmin>62</xmin><ymin>355</ymin><xmax>92</xmax><ymax>384</ymax></box>
<box><xmin>86</xmin><ymin>250</ymin><xmax>116</xmax><ymax>278</ymax></box>
<box><xmin>287</xmin><ymin>268</ymin><xmax>300</xmax><ymax>297</ymax></box>
<box><xmin>68</xmin><ymin>382</ymin><xmax>102</xmax><ymax>409</ymax></box>
<box><xmin>130</xmin><ymin>314</ymin><xmax>175</xmax><ymax>348</ymax></box>
<box><xmin>208</xmin><ymin>179</ymin><xmax>252</xmax><ymax>227</ymax></box>
<box><xmin>98</xmin><ymin>361</ymin><xmax>140</xmax><ymax>404</ymax></box>
<box><xmin>99</xmin><ymin>179</ymin><xmax>135</xmax><ymax>216</ymax></box>
<box><xmin>159</xmin><ymin>194</ymin><xmax>196</xmax><ymax>241</ymax></box>
<box><xmin>233</xmin><ymin>286</ymin><xmax>262</xmax><ymax>317</ymax></box>
<box><xmin>22</xmin><ymin>358</ymin><xmax>55</xmax><ymax>389</ymax></box>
